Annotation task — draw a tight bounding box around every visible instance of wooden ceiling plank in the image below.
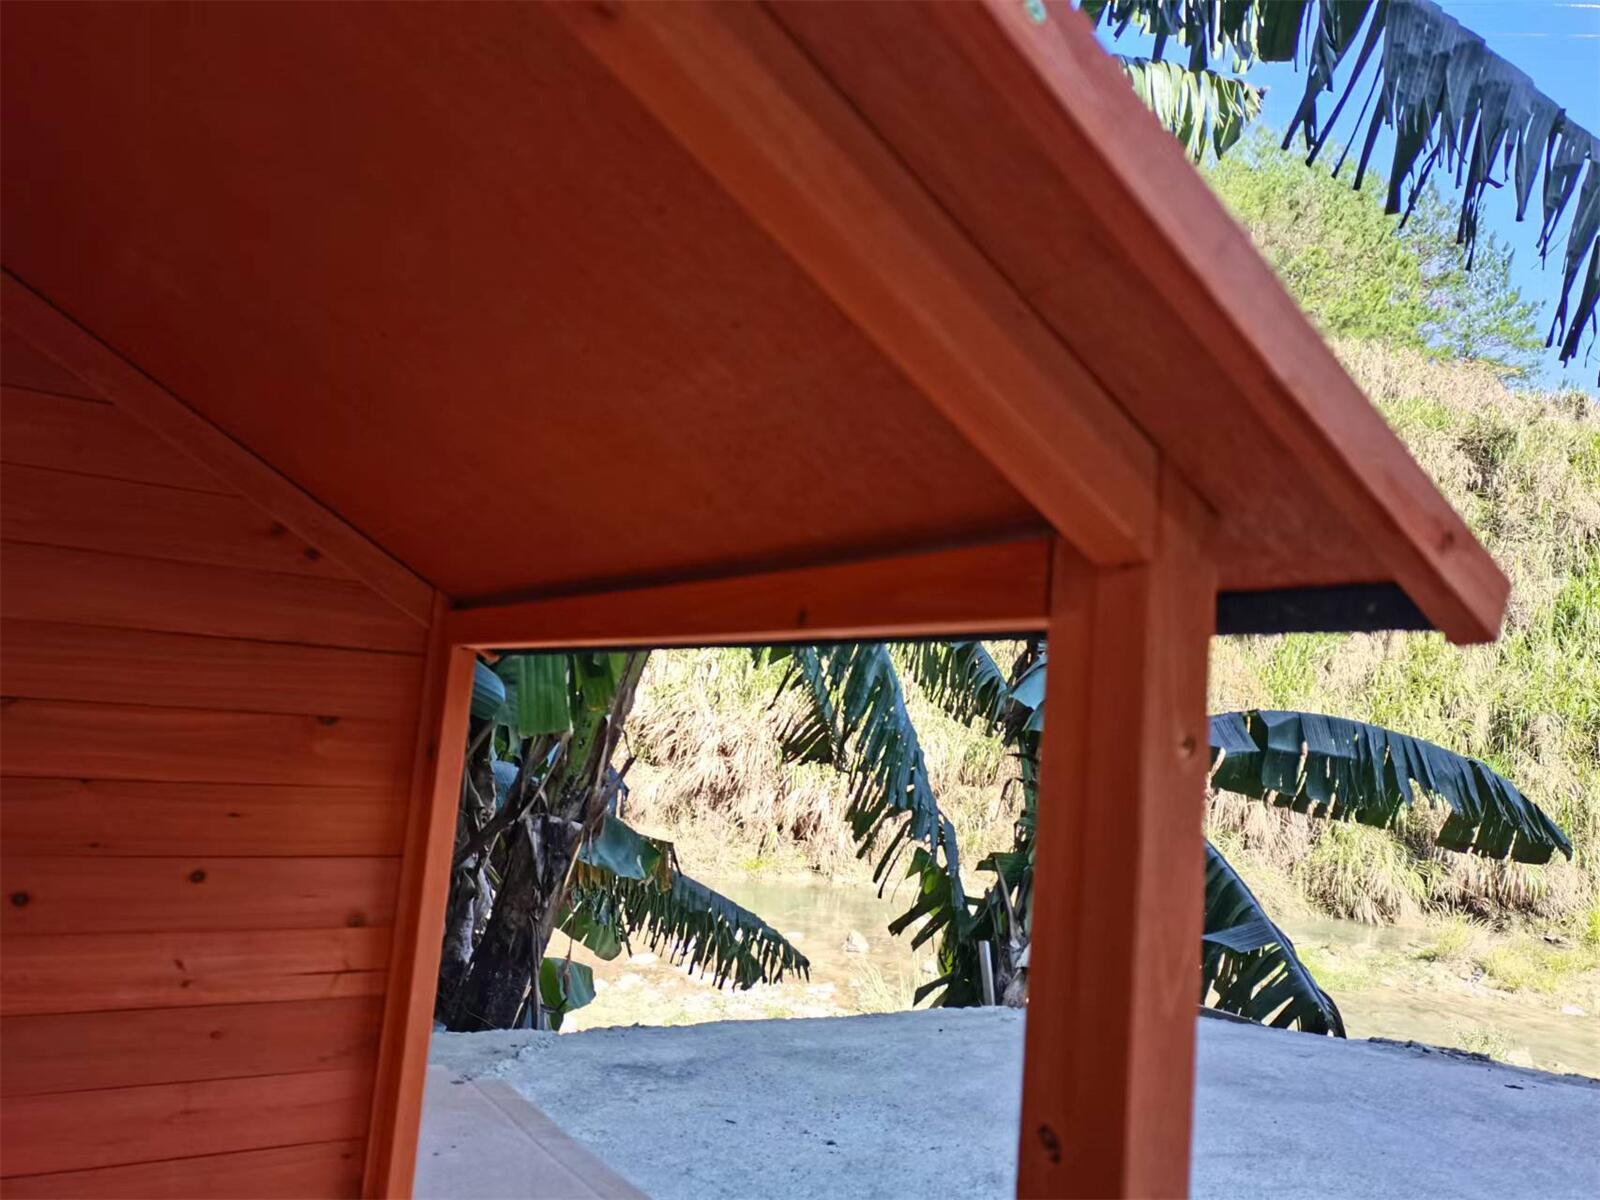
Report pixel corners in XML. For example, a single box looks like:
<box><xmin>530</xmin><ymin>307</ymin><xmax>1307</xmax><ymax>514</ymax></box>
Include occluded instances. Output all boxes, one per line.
<box><xmin>552</xmin><ymin>1</ymin><xmax>1159</xmax><ymax>567</ymax></box>
<box><xmin>0</xmin><ymin>274</ymin><xmax>438</xmax><ymax>625</ymax></box>
<box><xmin>444</xmin><ymin>537</ymin><xmax>1051</xmax><ymax>651</ymax></box>
<box><xmin>775</xmin><ymin>0</ymin><xmax>1505</xmax><ymax>643</ymax></box>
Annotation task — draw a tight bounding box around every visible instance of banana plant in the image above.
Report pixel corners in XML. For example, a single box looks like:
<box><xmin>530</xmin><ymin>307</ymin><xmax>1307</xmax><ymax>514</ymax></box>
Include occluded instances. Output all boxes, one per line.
<box><xmin>772</xmin><ymin>640</ymin><xmax>1572</xmax><ymax>1034</ymax></box>
<box><xmin>437</xmin><ymin>654</ymin><xmax>806</xmax><ymax>1032</ymax></box>
<box><xmin>1087</xmin><ymin>0</ymin><xmax>1600</xmax><ymax>372</ymax></box>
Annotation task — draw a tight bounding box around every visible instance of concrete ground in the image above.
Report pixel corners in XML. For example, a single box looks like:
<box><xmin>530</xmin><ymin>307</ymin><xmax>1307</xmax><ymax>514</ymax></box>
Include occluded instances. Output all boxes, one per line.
<box><xmin>426</xmin><ymin>1009</ymin><xmax>1600</xmax><ymax>1200</ymax></box>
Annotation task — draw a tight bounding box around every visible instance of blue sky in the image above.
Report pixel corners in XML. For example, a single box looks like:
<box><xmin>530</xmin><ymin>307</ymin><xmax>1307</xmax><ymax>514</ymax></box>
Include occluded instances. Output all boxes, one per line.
<box><xmin>1095</xmin><ymin>1</ymin><xmax>1600</xmax><ymax>389</ymax></box>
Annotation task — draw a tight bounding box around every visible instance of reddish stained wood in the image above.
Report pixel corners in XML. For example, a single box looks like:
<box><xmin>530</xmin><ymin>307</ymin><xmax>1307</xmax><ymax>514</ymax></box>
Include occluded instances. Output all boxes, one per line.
<box><xmin>0</xmin><ymin>329</ymin><xmax>94</xmax><ymax>398</ymax></box>
<box><xmin>0</xmin><ymin>1139</ymin><xmax>365</xmax><ymax>1199</ymax></box>
<box><xmin>1</xmin><ymin>619</ymin><xmax>424</xmax><ymax>720</ymax></box>
<box><xmin>1</xmin><ymin>542</ymin><xmax>429</xmax><ymax>653</ymax></box>
<box><xmin>1</xmin><ymin>273</ymin><xmax>435</xmax><ymax>625</ymax></box>
<box><xmin>0</xmin><ymin>698</ymin><xmax>414</xmax><ymax>788</ymax></box>
<box><xmin>1</xmin><ymin>997</ymin><xmax>383</xmax><ymax>1097</ymax></box>
<box><xmin>0</xmin><ymin>778</ymin><xmax>407</xmax><ymax>858</ymax></box>
<box><xmin>448</xmin><ymin>538</ymin><xmax>1051</xmax><ymax>650</ymax></box>
<box><xmin>0</xmin><ymin>1068</ymin><xmax>373</xmax><ymax>1177</ymax></box>
<box><xmin>1018</xmin><ymin>468</ymin><xmax>1215</xmax><ymax>1198</ymax></box>
<box><xmin>0</xmin><ymin>927</ymin><xmax>389</xmax><ymax>1016</ymax></box>
<box><xmin>0</xmin><ymin>386</ymin><xmax>231</xmax><ymax>493</ymax></box>
<box><xmin>363</xmin><ymin>595</ymin><xmax>475</xmax><ymax>1198</ymax></box>
<box><xmin>1</xmin><ymin>463</ymin><xmax>355</xmax><ymax>579</ymax></box>
<box><xmin>554</xmin><ymin>0</ymin><xmax>1155</xmax><ymax>567</ymax></box>
<box><xmin>0</xmin><ymin>856</ymin><xmax>400</xmax><ymax>936</ymax></box>
<box><xmin>959</xmin><ymin>0</ymin><xmax>1502</xmax><ymax>641</ymax></box>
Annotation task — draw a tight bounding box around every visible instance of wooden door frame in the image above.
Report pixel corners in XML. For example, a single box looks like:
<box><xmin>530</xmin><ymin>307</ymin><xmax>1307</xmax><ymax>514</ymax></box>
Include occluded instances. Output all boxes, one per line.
<box><xmin>366</xmin><ymin>500</ymin><xmax>1217</xmax><ymax>1198</ymax></box>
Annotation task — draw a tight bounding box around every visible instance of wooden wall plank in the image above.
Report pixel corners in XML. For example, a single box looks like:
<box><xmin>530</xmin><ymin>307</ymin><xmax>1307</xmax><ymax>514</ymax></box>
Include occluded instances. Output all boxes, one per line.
<box><xmin>0</xmin><ymin>620</ymin><xmax>424</xmax><ymax>720</ymax></box>
<box><xmin>0</xmin><ymin>779</ymin><xmax>407</xmax><ymax>858</ymax></box>
<box><xmin>0</xmin><ymin>1068</ymin><xmax>373</xmax><ymax>1177</ymax></box>
<box><xmin>0</xmin><ymin>386</ymin><xmax>231</xmax><ymax>493</ymax></box>
<box><xmin>1017</xmin><ymin>471</ymin><xmax>1215</xmax><ymax>1198</ymax></box>
<box><xmin>3</xmin><ymin>274</ymin><xmax>437</xmax><ymax>625</ymax></box>
<box><xmin>1</xmin><ymin>928</ymin><xmax>389</xmax><ymax>1016</ymax></box>
<box><xmin>1</xmin><ymin>856</ymin><xmax>400</xmax><ymax>936</ymax></box>
<box><xmin>0</xmin><ymin>1140</ymin><xmax>365</xmax><ymax>1199</ymax></box>
<box><xmin>1</xmin><ymin>997</ymin><xmax>383</xmax><ymax>1097</ymax></box>
<box><xmin>1</xmin><ymin>542</ymin><xmax>429</xmax><ymax>652</ymax></box>
<box><xmin>0</xmin><ymin>698</ymin><xmax>413</xmax><ymax>787</ymax></box>
<box><xmin>2</xmin><ymin>464</ymin><xmax>356</xmax><ymax>579</ymax></box>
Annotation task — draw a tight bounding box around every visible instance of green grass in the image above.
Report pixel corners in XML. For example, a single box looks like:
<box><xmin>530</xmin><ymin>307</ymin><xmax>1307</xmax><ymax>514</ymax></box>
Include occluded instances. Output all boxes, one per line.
<box><xmin>1474</xmin><ymin>934</ymin><xmax>1600</xmax><ymax>995</ymax></box>
<box><xmin>1412</xmin><ymin>915</ymin><xmax>1482</xmax><ymax>966</ymax></box>
<box><xmin>1454</xmin><ymin>1024</ymin><xmax>1514</xmax><ymax>1060</ymax></box>
<box><xmin>1210</xmin><ymin>344</ymin><xmax>1600</xmax><ymax>929</ymax></box>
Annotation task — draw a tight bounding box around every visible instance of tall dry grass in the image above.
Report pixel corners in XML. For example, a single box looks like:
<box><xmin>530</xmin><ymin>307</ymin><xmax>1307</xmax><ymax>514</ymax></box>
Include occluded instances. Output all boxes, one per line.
<box><xmin>1209</xmin><ymin>343</ymin><xmax>1599</xmax><ymax>928</ymax></box>
<box><xmin>618</xmin><ymin>346</ymin><xmax>1595</xmax><ymax>936</ymax></box>
<box><xmin>620</xmin><ymin>648</ymin><xmax>1021</xmax><ymax>887</ymax></box>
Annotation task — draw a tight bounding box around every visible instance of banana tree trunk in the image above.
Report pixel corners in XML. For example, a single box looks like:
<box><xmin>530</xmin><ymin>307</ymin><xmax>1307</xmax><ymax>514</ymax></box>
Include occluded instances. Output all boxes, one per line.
<box><xmin>444</xmin><ymin>654</ymin><xmax>645</xmax><ymax>1032</ymax></box>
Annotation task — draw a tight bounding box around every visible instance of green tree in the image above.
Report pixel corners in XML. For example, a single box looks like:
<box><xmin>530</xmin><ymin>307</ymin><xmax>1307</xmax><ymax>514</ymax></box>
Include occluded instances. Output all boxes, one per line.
<box><xmin>1081</xmin><ymin>0</ymin><xmax>1599</xmax><ymax>374</ymax></box>
<box><xmin>1205</xmin><ymin>130</ymin><xmax>1544</xmax><ymax>372</ymax></box>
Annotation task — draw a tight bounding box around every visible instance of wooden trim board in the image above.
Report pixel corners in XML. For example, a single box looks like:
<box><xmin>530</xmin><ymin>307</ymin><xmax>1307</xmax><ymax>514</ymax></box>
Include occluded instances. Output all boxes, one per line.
<box><xmin>363</xmin><ymin>596</ymin><xmax>476</xmax><ymax>1198</ymax></box>
<box><xmin>1</xmin><ymin>272</ymin><xmax>436</xmax><ymax>626</ymax></box>
<box><xmin>1017</xmin><ymin>469</ymin><xmax>1215</xmax><ymax>1197</ymax></box>
<box><xmin>447</xmin><ymin>538</ymin><xmax>1051</xmax><ymax>650</ymax></box>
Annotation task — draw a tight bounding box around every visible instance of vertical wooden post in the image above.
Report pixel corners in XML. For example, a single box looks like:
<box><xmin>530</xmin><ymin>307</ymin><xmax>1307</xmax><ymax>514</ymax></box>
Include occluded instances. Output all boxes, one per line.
<box><xmin>364</xmin><ymin>599</ymin><xmax>476</xmax><ymax>1197</ymax></box>
<box><xmin>1017</xmin><ymin>464</ymin><xmax>1215</xmax><ymax>1199</ymax></box>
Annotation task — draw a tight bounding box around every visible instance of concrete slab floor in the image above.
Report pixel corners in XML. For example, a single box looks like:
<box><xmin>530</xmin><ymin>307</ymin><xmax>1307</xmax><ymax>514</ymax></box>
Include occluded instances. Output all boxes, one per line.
<box><xmin>427</xmin><ymin>1009</ymin><xmax>1600</xmax><ymax>1200</ymax></box>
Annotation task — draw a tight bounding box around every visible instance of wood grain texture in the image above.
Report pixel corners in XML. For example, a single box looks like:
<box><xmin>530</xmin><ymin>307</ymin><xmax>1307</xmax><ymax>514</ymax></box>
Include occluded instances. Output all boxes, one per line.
<box><xmin>1</xmin><ymin>928</ymin><xmax>389</xmax><ymax>1016</ymax></box>
<box><xmin>1</xmin><ymin>997</ymin><xmax>383</xmax><ymax>1097</ymax></box>
<box><xmin>448</xmin><ymin>538</ymin><xmax>1051</xmax><ymax>649</ymax></box>
<box><xmin>0</xmin><ymin>386</ymin><xmax>230</xmax><ymax>493</ymax></box>
<box><xmin>0</xmin><ymin>1140</ymin><xmax>365</xmax><ymax>1199</ymax></box>
<box><xmin>0</xmin><ymin>698</ymin><xmax>413</xmax><ymax>788</ymax></box>
<box><xmin>2</xmin><ymin>274</ymin><xmax>435</xmax><ymax>624</ymax></box>
<box><xmin>772</xmin><ymin>0</ymin><xmax>1505</xmax><ymax>641</ymax></box>
<box><xmin>0</xmin><ymin>1068</ymin><xmax>373</xmax><ymax>1176</ymax></box>
<box><xmin>1</xmin><ymin>619</ymin><xmax>423</xmax><ymax>720</ymax></box>
<box><xmin>1</xmin><ymin>856</ymin><xmax>400</xmax><ymax>936</ymax></box>
<box><xmin>1</xmin><ymin>463</ymin><xmax>355</xmax><ymax>579</ymax></box>
<box><xmin>0</xmin><ymin>778</ymin><xmax>407</xmax><ymax>858</ymax></box>
<box><xmin>1018</xmin><ymin>473</ymin><xmax>1215</xmax><ymax>1198</ymax></box>
<box><xmin>1</xmin><ymin>542</ymin><xmax>429</xmax><ymax>652</ymax></box>
<box><xmin>0</xmin><ymin>330</ymin><xmax>94</xmax><ymax>399</ymax></box>
<box><xmin>0</xmin><ymin>7</ymin><xmax>1045</xmax><ymax>602</ymax></box>
<box><xmin>554</xmin><ymin>0</ymin><xmax>1154</xmax><ymax>566</ymax></box>
<box><xmin>363</xmin><ymin>599</ymin><xmax>474</xmax><ymax>1198</ymax></box>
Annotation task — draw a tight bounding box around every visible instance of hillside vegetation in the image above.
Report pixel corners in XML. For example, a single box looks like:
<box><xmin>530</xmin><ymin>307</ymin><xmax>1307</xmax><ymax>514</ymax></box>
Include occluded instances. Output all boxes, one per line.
<box><xmin>1208</xmin><ymin>342</ymin><xmax>1598</xmax><ymax>933</ymax></box>
<box><xmin>622</xmin><ymin>131</ymin><xmax>1598</xmax><ymax>951</ymax></box>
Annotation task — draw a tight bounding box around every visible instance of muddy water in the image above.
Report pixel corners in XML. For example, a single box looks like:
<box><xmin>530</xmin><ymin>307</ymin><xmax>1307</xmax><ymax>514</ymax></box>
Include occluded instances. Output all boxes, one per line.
<box><xmin>1279</xmin><ymin>917</ymin><xmax>1599</xmax><ymax>1077</ymax></box>
<box><xmin>563</xmin><ymin>873</ymin><xmax>1599</xmax><ymax>1078</ymax></box>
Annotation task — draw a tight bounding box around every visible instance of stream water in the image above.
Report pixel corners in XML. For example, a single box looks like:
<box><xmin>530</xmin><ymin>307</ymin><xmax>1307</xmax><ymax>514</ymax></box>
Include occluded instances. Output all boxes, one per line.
<box><xmin>563</xmin><ymin>873</ymin><xmax>1599</xmax><ymax>1078</ymax></box>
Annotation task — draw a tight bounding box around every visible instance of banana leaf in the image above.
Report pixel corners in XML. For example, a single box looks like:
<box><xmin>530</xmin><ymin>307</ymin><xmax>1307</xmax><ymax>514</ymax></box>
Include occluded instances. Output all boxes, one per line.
<box><xmin>1209</xmin><ymin>710</ymin><xmax>1572</xmax><ymax>864</ymax></box>
<box><xmin>497</xmin><ymin>654</ymin><xmax>571</xmax><ymax>738</ymax></box>
<box><xmin>537</xmin><ymin>957</ymin><xmax>595</xmax><ymax>1031</ymax></box>
<box><xmin>1202</xmin><ymin>841</ymin><xmax>1344</xmax><ymax>1035</ymax></box>
<box><xmin>901</xmin><ymin>641</ymin><xmax>1012</xmax><ymax>730</ymax></box>
<box><xmin>562</xmin><ymin>816</ymin><xmax>808</xmax><ymax>989</ymax></box>
<box><xmin>1084</xmin><ymin>0</ymin><xmax>1600</xmax><ymax>372</ymax></box>
<box><xmin>470</xmin><ymin>660</ymin><xmax>507</xmax><ymax>721</ymax></box>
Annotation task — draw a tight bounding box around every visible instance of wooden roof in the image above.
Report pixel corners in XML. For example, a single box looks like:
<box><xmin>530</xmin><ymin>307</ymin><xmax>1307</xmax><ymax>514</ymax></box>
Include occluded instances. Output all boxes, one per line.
<box><xmin>0</xmin><ymin>1</ymin><xmax>1507</xmax><ymax>642</ymax></box>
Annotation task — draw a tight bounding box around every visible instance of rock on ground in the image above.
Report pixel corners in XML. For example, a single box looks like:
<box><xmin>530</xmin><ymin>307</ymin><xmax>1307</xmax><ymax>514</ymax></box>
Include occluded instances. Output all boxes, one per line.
<box><xmin>429</xmin><ymin>1009</ymin><xmax>1600</xmax><ymax>1200</ymax></box>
